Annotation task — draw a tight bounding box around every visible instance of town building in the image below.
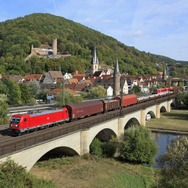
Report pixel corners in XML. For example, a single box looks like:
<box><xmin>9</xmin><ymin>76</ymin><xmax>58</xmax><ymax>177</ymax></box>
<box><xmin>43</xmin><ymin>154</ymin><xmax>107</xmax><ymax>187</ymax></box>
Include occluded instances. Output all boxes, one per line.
<box><xmin>43</xmin><ymin>71</ymin><xmax>64</xmax><ymax>84</ymax></box>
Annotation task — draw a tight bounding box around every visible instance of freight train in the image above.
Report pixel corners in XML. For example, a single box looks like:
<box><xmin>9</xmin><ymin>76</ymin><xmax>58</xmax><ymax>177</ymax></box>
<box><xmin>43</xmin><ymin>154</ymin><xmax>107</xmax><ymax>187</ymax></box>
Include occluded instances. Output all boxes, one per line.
<box><xmin>9</xmin><ymin>89</ymin><xmax>174</xmax><ymax>136</ymax></box>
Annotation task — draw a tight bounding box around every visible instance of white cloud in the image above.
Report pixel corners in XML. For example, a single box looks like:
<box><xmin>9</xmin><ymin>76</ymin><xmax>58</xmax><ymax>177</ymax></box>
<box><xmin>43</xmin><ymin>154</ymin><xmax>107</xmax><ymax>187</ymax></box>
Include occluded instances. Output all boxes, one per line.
<box><xmin>132</xmin><ymin>30</ymin><xmax>144</xmax><ymax>38</ymax></box>
<box><xmin>102</xmin><ymin>19</ymin><xmax>119</xmax><ymax>23</ymax></box>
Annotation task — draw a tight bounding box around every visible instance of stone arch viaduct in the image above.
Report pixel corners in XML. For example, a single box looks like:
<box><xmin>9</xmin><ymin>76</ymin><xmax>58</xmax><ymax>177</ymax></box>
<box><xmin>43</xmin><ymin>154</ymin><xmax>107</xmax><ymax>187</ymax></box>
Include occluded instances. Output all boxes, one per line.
<box><xmin>0</xmin><ymin>98</ymin><xmax>173</xmax><ymax>171</ymax></box>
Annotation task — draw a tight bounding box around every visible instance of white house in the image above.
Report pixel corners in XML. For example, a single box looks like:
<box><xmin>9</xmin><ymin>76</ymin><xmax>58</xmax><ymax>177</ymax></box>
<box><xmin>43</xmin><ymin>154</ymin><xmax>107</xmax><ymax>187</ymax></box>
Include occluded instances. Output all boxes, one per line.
<box><xmin>46</xmin><ymin>88</ymin><xmax>62</xmax><ymax>103</ymax></box>
<box><xmin>63</xmin><ymin>73</ymin><xmax>73</xmax><ymax>80</ymax></box>
<box><xmin>106</xmin><ymin>86</ymin><xmax>113</xmax><ymax>99</ymax></box>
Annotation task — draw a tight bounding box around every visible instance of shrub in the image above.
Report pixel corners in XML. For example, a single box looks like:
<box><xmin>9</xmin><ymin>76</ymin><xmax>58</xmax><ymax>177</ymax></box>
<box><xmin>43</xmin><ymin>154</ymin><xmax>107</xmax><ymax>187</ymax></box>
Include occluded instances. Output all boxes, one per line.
<box><xmin>0</xmin><ymin>159</ymin><xmax>57</xmax><ymax>188</ymax></box>
<box><xmin>119</xmin><ymin>126</ymin><xmax>158</xmax><ymax>166</ymax></box>
<box><xmin>90</xmin><ymin>138</ymin><xmax>103</xmax><ymax>157</ymax></box>
<box><xmin>157</xmin><ymin>136</ymin><xmax>188</xmax><ymax>187</ymax></box>
<box><xmin>102</xmin><ymin>142</ymin><xmax>116</xmax><ymax>157</ymax></box>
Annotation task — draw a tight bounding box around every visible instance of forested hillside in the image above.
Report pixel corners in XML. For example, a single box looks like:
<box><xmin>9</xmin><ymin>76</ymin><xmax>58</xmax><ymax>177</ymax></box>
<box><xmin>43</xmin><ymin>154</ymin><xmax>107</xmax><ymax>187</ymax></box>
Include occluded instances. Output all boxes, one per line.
<box><xmin>0</xmin><ymin>13</ymin><xmax>187</xmax><ymax>76</ymax></box>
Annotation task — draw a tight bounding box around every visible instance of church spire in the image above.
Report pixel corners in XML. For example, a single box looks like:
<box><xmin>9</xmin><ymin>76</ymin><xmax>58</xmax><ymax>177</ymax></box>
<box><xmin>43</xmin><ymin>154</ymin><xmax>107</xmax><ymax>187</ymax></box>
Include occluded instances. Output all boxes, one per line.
<box><xmin>114</xmin><ymin>58</ymin><xmax>120</xmax><ymax>74</ymax></box>
<box><xmin>113</xmin><ymin>58</ymin><xmax>121</xmax><ymax>96</ymax></box>
<box><xmin>162</xmin><ymin>65</ymin><xmax>167</xmax><ymax>81</ymax></box>
<box><xmin>91</xmin><ymin>47</ymin><xmax>99</xmax><ymax>65</ymax></box>
<box><xmin>91</xmin><ymin>47</ymin><xmax>99</xmax><ymax>74</ymax></box>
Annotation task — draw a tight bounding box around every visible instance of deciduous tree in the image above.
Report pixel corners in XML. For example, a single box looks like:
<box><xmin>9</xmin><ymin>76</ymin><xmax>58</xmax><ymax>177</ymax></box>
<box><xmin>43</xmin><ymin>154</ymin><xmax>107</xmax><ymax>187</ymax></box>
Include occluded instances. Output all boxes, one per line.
<box><xmin>157</xmin><ymin>136</ymin><xmax>188</xmax><ymax>187</ymax></box>
<box><xmin>119</xmin><ymin>126</ymin><xmax>158</xmax><ymax>166</ymax></box>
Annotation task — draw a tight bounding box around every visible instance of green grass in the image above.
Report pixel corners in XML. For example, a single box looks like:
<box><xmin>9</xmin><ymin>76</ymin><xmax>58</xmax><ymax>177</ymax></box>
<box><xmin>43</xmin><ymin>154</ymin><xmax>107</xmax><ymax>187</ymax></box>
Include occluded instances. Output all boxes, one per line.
<box><xmin>32</xmin><ymin>156</ymin><xmax>156</xmax><ymax>188</ymax></box>
<box><xmin>146</xmin><ymin>110</ymin><xmax>188</xmax><ymax>131</ymax></box>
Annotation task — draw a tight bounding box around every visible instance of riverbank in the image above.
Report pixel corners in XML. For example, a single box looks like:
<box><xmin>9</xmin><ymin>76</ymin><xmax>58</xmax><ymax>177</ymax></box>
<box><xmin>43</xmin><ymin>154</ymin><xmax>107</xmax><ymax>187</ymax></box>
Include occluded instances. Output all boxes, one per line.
<box><xmin>146</xmin><ymin>109</ymin><xmax>188</xmax><ymax>134</ymax></box>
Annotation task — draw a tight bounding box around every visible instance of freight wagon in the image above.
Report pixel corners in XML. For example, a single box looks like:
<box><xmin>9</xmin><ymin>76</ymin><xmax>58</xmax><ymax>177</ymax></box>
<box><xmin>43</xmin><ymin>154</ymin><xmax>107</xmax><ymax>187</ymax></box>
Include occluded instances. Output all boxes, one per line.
<box><xmin>113</xmin><ymin>94</ymin><xmax>137</xmax><ymax>107</ymax></box>
<box><xmin>66</xmin><ymin>100</ymin><xmax>104</xmax><ymax>120</ymax></box>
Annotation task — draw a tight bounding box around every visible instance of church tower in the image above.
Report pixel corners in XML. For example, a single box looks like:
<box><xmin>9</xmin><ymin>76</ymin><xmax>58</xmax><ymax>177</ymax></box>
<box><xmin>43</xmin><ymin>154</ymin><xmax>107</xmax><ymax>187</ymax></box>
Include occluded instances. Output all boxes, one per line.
<box><xmin>162</xmin><ymin>65</ymin><xmax>167</xmax><ymax>81</ymax></box>
<box><xmin>52</xmin><ymin>38</ymin><xmax>57</xmax><ymax>56</ymax></box>
<box><xmin>113</xmin><ymin>58</ymin><xmax>121</xmax><ymax>96</ymax></box>
<box><xmin>91</xmin><ymin>47</ymin><xmax>99</xmax><ymax>74</ymax></box>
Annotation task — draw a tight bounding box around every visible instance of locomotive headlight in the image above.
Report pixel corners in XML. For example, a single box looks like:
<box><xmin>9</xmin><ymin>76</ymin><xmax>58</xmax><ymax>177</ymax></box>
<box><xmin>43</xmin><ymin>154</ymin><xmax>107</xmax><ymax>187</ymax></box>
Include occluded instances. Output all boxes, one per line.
<box><xmin>15</xmin><ymin>125</ymin><xmax>19</xmax><ymax>127</ymax></box>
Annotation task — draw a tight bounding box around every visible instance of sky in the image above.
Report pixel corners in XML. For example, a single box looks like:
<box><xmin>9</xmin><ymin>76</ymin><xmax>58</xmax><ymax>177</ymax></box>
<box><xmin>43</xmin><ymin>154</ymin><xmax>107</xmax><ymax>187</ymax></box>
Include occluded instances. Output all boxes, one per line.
<box><xmin>0</xmin><ymin>0</ymin><xmax>188</xmax><ymax>61</ymax></box>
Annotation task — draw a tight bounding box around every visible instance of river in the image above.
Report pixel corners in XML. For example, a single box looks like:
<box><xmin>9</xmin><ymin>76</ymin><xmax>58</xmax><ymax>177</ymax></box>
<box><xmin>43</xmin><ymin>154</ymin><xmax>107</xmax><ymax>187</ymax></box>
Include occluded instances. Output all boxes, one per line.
<box><xmin>152</xmin><ymin>132</ymin><xmax>183</xmax><ymax>168</ymax></box>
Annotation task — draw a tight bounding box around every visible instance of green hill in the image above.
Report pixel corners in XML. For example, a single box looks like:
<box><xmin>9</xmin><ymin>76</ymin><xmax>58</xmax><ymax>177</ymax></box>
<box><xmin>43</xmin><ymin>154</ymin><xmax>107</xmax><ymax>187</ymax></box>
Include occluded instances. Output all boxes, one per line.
<box><xmin>0</xmin><ymin>13</ymin><xmax>187</xmax><ymax>76</ymax></box>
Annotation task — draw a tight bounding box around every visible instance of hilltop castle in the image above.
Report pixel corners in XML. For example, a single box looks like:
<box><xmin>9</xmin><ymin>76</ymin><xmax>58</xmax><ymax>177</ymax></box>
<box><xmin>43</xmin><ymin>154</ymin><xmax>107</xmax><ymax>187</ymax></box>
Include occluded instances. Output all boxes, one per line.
<box><xmin>25</xmin><ymin>38</ymin><xmax>71</xmax><ymax>60</ymax></box>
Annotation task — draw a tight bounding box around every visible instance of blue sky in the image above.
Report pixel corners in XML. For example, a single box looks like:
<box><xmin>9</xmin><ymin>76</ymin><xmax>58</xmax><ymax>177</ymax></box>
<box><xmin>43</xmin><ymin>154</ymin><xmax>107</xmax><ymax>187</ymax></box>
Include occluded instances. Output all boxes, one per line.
<box><xmin>0</xmin><ymin>0</ymin><xmax>188</xmax><ymax>61</ymax></box>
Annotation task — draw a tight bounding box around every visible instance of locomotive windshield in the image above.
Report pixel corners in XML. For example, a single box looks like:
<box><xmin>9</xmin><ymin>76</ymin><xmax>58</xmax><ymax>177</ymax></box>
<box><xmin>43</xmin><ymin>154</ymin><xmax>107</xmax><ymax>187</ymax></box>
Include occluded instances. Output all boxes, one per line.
<box><xmin>11</xmin><ymin>117</ymin><xmax>21</xmax><ymax>124</ymax></box>
<box><xmin>154</xmin><ymin>89</ymin><xmax>158</xmax><ymax>92</ymax></box>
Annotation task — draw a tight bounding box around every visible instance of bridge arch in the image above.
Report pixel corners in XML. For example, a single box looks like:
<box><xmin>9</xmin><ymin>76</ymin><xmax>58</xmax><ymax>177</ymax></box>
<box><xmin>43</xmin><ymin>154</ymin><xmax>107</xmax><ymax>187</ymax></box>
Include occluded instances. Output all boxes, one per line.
<box><xmin>87</xmin><ymin>118</ymin><xmax>119</xmax><ymax>150</ymax></box>
<box><xmin>38</xmin><ymin>146</ymin><xmax>79</xmax><ymax>162</ymax></box>
<box><xmin>94</xmin><ymin>128</ymin><xmax>116</xmax><ymax>142</ymax></box>
<box><xmin>124</xmin><ymin>118</ymin><xmax>140</xmax><ymax>129</ymax></box>
<box><xmin>145</xmin><ymin>106</ymin><xmax>156</xmax><ymax>118</ymax></box>
<box><xmin>160</xmin><ymin>106</ymin><xmax>167</xmax><ymax>113</ymax></box>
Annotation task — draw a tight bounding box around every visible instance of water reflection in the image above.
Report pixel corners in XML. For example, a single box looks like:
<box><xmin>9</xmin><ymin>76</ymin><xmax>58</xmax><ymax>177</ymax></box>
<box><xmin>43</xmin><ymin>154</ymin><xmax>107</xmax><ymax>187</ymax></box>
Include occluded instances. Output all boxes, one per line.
<box><xmin>152</xmin><ymin>132</ymin><xmax>178</xmax><ymax>168</ymax></box>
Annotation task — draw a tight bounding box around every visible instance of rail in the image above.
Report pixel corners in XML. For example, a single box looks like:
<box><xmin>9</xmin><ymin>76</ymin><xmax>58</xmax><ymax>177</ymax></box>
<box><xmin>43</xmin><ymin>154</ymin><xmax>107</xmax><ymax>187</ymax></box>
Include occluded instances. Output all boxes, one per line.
<box><xmin>0</xmin><ymin>93</ymin><xmax>177</xmax><ymax>157</ymax></box>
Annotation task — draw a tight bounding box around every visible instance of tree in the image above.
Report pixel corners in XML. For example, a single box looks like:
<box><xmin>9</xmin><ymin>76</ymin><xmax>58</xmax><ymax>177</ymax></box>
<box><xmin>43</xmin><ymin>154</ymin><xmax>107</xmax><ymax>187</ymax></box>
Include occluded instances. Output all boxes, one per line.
<box><xmin>38</xmin><ymin>89</ymin><xmax>49</xmax><ymax>102</ymax></box>
<box><xmin>176</xmin><ymin>90</ymin><xmax>188</xmax><ymax>109</ymax></box>
<box><xmin>182</xmin><ymin>90</ymin><xmax>188</xmax><ymax>108</ymax></box>
<box><xmin>119</xmin><ymin>126</ymin><xmax>158</xmax><ymax>166</ymax></box>
<box><xmin>19</xmin><ymin>83</ymin><xmax>32</xmax><ymax>104</ymax></box>
<box><xmin>132</xmin><ymin>85</ymin><xmax>141</xmax><ymax>95</ymax></box>
<box><xmin>90</xmin><ymin>138</ymin><xmax>103</xmax><ymax>157</ymax></box>
<box><xmin>88</xmin><ymin>86</ymin><xmax>106</xmax><ymax>99</ymax></box>
<box><xmin>56</xmin><ymin>89</ymin><xmax>83</xmax><ymax>106</ymax></box>
<box><xmin>157</xmin><ymin>136</ymin><xmax>188</xmax><ymax>187</ymax></box>
<box><xmin>1</xmin><ymin>77</ymin><xmax>22</xmax><ymax>105</ymax></box>
<box><xmin>28</xmin><ymin>81</ymin><xmax>40</xmax><ymax>99</ymax></box>
<box><xmin>0</xmin><ymin>80</ymin><xmax>8</xmax><ymax>95</ymax></box>
<box><xmin>0</xmin><ymin>94</ymin><xmax>9</xmax><ymax>124</ymax></box>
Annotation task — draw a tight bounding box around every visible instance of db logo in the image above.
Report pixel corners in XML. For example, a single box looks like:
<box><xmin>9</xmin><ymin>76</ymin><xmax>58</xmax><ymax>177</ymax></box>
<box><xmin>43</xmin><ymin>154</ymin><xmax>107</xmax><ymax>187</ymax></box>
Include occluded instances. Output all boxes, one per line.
<box><xmin>47</xmin><ymin>117</ymin><xmax>49</xmax><ymax>120</ymax></box>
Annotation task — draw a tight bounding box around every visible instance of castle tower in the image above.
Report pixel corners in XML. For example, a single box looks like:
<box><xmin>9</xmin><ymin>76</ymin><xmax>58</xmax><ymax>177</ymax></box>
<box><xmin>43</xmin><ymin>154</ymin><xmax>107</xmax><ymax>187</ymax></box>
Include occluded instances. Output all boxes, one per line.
<box><xmin>52</xmin><ymin>38</ymin><xmax>57</xmax><ymax>56</ymax></box>
<box><xmin>91</xmin><ymin>47</ymin><xmax>99</xmax><ymax>74</ymax></box>
<box><xmin>113</xmin><ymin>58</ymin><xmax>121</xmax><ymax>96</ymax></box>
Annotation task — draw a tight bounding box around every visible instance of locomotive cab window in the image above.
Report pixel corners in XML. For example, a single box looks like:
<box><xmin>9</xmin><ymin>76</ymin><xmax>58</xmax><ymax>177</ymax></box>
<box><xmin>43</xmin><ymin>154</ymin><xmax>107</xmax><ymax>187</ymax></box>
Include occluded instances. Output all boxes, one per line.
<box><xmin>24</xmin><ymin>118</ymin><xmax>27</xmax><ymax>122</ymax></box>
<box><xmin>11</xmin><ymin>117</ymin><xmax>16</xmax><ymax>123</ymax></box>
<box><xmin>11</xmin><ymin>117</ymin><xmax>20</xmax><ymax>123</ymax></box>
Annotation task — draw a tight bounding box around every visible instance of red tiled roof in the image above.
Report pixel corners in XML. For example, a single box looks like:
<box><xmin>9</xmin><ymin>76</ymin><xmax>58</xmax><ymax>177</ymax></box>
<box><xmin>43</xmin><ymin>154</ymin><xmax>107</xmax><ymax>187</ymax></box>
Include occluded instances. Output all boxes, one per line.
<box><xmin>67</xmin><ymin>78</ymin><xmax>79</xmax><ymax>84</ymax></box>
<box><xmin>49</xmin><ymin>71</ymin><xmax>64</xmax><ymax>81</ymax></box>
<box><xmin>24</xmin><ymin>74</ymin><xmax>42</xmax><ymax>81</ymax></box>
<box><xmin>48</xmin><ymin>88</ymin><xmax>62</xmax><ymax>95</ymax></box>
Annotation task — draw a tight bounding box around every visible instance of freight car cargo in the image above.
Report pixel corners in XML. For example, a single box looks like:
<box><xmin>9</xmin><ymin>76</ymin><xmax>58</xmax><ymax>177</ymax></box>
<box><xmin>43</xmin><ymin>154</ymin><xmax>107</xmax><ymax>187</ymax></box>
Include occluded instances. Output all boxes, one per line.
<box><xmin>66</xmin><ymin>100</ymin><xmax>104</xmax><ymax>120</ymax></box>
<box><xmin>113</xmin><ymin>94</ymin><xmax>137</xmax><ymax>107</ymax></box>
<box><xmin>101</xmin><ymin>99</ymin><xmax>121</xmax><ymax>112</ymax></box>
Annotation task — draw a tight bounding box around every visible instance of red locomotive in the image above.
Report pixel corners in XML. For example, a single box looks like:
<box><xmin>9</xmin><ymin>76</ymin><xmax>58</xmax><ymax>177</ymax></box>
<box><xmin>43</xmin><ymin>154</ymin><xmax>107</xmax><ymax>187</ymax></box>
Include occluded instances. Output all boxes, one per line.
<box><xmin>10</xmin><ymin>108</ymin><xmax>69</xmax><ymax>135</ymax></box>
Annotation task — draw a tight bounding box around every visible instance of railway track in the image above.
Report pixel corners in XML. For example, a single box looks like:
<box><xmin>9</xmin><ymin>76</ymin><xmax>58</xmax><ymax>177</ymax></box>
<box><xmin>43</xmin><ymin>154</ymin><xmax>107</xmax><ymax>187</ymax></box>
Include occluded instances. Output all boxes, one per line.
<box><xmin>0</xmin><ymin>94</ymin><xmax>176</xmax><ymax>157</ymax></box>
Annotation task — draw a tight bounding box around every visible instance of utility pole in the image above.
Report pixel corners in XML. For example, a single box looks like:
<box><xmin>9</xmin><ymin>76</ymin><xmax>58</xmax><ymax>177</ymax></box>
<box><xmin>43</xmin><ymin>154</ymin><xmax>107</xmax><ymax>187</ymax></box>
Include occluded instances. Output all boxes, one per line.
<box><xmin>62</xmin><ymin>79</ymin><xmax>65</xmax><ymax>106</ymax></box>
